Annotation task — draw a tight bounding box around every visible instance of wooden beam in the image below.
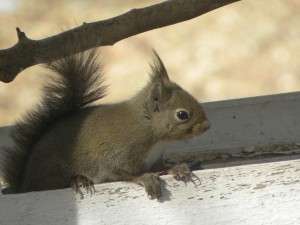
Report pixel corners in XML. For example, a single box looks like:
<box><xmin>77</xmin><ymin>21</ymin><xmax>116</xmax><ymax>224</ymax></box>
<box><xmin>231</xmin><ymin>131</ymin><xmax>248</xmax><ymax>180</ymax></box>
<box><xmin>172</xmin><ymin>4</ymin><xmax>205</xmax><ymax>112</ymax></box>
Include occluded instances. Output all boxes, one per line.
<box><xmin>1</xmin><ymin>158</ymin><xmax>300</xmax><ymax>225</ymax></box>
<box><xmin>1</xmin><ymin>92</ymin><xmax>300</xmax><ymax>172</ymax></box>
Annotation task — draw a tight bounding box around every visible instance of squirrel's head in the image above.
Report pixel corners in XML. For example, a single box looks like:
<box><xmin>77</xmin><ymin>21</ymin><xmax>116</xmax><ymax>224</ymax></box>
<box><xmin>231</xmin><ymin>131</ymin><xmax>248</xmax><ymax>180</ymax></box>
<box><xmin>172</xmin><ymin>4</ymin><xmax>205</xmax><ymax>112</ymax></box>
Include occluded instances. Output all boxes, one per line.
<box><xmin>143</xmin><ymin>51</ymin><xmax>210</xmax><ymax>141</ymax></box>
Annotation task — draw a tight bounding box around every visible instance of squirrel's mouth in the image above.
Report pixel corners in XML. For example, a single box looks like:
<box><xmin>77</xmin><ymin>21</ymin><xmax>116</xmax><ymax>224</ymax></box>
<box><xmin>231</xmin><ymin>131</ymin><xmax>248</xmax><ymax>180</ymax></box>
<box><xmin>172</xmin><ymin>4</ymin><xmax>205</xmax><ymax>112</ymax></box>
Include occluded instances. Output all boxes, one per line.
<box><xmin>191</xmin><ymin>120</ymin><xmax>210</xmax><ymax>135</ymax></box>
<box><xmin>167</xmin><ymin>120</ymin><xmax>210</xmax><ymax>140</ymax></box>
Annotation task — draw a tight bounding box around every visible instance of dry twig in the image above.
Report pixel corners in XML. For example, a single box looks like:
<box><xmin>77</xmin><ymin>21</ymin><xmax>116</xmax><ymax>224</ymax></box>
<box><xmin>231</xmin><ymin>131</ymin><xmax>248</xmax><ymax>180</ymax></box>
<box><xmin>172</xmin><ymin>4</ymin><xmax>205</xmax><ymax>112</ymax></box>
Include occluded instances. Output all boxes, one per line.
<box><xmin>0</xmin><ymin>0</ymin><xmax>240</xmax><ymax>83</ymax></box>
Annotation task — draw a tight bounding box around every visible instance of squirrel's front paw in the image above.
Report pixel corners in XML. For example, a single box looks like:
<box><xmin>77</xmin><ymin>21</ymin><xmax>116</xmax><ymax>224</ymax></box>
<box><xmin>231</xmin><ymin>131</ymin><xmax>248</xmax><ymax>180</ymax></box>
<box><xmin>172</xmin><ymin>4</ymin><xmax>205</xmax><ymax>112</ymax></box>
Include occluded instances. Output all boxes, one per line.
<box><xmin>70</xmin><ymin>175</ymin><xmax>96</xmax><ymax>199</ymax></box>
<box><xmin>136</xmin><ymin>173</ymin><xmax>162</xmax><ymax>200</ymax></box>
<box><xmin>168</xmin><ymin>163</ymin><xmax>200</xmax><ymax>185</ymax></box>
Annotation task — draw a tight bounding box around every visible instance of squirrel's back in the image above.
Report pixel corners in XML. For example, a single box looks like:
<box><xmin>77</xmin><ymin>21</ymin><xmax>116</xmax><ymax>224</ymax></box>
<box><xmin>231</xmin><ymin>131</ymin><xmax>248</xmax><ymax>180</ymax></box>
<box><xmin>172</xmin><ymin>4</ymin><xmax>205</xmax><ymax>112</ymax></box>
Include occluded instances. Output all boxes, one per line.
<box><xmin>1</xmin><ymin>49</ymin><xmax>106</xmax><ymax>192</ymax></box>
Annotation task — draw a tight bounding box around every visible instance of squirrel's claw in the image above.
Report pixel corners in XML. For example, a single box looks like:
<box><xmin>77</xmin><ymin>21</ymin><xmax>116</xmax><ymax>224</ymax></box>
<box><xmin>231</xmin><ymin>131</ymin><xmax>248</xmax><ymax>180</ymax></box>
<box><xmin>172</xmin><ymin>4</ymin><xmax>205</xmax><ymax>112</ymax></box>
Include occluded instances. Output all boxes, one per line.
<box><xmin>70</xmin><ymin>175</ymin><xmax>96</xmax><ymax>199</ymax></box>
<box><xmin>168</xmin><ymin>163</ymin><xmax>201</xmax><ymax>186</ymax></box>
<box><xmin>135</xmin><ymin>173</ymin><xmax>162</xmax><ymax>200</ymax></box>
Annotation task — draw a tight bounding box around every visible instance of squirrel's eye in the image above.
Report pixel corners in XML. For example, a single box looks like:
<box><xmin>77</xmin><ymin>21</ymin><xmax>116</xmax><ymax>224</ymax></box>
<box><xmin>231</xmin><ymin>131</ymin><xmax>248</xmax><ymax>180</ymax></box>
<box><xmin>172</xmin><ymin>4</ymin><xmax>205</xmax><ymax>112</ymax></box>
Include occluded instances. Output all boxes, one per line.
<box><xmin>175</xmin><ymin>109</ymin><xmax>190</xmax><ymax>121</ymax></box>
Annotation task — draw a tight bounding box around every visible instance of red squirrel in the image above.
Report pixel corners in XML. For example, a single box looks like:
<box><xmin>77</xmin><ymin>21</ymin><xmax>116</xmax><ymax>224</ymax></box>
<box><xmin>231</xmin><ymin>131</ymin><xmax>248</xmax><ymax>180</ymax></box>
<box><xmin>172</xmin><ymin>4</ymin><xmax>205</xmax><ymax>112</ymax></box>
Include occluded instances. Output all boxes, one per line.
<box><xmin>2</xmin><ymin>49</ymin><xmax>209</xmax><ymax>199</ymax></box>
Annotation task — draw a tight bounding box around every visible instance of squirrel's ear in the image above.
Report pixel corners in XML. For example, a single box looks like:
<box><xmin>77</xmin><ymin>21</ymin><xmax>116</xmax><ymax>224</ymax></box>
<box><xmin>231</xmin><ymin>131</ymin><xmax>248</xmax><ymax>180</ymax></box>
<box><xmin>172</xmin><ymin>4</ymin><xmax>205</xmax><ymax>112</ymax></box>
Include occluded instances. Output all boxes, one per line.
<box><xmin>149</xmin><ymin>50</ymin><xmax>171</xmax><ymax>86</ymax></box>
<box><xmin>147</xmin><ymin>50</ymin><xmax>172</xmax><ymax>112</ymax></box>
<box><xmin>149</xmin><ymin>82</ymin><xmax>171</xmax><ymax>112</ymax></box>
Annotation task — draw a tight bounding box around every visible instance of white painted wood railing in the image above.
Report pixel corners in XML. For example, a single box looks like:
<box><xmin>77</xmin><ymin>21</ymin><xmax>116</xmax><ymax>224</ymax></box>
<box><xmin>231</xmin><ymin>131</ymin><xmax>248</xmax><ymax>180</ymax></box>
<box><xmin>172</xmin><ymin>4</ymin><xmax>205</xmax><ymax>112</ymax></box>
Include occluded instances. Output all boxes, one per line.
<box><xmin>1</xmin><ymin>92</ymin><xmax>300</xmax><ymax>225</ymax></box>
<box><xmin>1</xmin><ymin>159</ymin><xmax>300</xmax><ymax>225</ymax></box>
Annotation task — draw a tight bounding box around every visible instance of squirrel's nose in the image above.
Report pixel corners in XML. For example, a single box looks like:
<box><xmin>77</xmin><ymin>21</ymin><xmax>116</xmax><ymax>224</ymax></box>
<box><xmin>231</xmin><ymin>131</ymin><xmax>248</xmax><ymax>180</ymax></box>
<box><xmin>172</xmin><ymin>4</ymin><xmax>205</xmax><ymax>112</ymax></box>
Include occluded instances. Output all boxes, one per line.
<box><xmin>192</xmin><ymin>120</ymin><xmax>210</xmax><ymax>134</ymax></box>
<box><xmin>202</xmin><ymin>120</ymin><xmax>210</xmax><ymax>131</ymax></box>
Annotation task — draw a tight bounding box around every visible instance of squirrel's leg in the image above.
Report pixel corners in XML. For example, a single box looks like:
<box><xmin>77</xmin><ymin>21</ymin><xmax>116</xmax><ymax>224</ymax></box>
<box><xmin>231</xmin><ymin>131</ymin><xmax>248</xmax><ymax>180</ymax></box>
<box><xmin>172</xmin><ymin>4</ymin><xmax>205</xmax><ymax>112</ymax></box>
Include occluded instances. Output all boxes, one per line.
<box><xmin>69</xmin><ymin>170</ymin><xmax>163</xmax><ymax>200</ymax></box>
<box><xmin>110</xmin><ymin>170</ymin><xmax>163</xmax><ymax>200</ymax></box>
<box><xmin>133</xmin><ymin>173</ymin><xmax>162</xmax><ymax>200</ymax></box>
<box><xmin>70</xmin><ymin>174</ymin><xmax>95</xmax><ymax>199</ymax></box>
<box><xmin>168</xmin><ymin>163</ymin><xmax>201</xmax><ymax>185</ymax></box>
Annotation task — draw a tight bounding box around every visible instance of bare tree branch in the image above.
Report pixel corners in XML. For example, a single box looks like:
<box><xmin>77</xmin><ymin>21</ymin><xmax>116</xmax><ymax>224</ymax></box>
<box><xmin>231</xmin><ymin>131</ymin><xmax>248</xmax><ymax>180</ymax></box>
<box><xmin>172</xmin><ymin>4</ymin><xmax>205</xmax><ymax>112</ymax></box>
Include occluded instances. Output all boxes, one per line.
<box><xmin>0</xmin><ymin>0</ymin><xmax>240</xmax><ymax>83</ymax></box>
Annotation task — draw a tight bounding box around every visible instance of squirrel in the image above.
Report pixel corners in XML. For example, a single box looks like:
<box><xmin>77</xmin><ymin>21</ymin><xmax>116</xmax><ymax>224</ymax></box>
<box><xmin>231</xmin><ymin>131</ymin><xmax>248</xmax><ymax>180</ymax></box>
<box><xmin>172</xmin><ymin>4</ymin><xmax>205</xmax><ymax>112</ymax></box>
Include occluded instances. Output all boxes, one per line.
<box><xmin>1</xmin><ymin>49</ymin><xmax>210</xmax><ymax>199</ymax></box>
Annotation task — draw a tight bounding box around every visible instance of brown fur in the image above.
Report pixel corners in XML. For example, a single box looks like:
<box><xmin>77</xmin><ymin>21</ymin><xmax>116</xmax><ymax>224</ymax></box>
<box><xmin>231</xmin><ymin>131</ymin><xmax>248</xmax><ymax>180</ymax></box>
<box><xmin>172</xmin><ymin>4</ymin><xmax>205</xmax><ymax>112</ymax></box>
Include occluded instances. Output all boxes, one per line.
<box><xmin>2</xmin><ymin>49</ymin><xmax>209</xmax><ymax>196</ymax></box>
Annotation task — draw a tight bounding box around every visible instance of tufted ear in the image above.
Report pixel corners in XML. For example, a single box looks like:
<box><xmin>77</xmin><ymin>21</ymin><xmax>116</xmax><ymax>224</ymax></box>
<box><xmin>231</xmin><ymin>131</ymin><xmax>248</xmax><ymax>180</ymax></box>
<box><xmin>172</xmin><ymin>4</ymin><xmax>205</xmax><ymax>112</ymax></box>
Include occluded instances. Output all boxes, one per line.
<box><xmin>148</xmin><ymin>50</ymin><xmax>172</xmax><ymax>112</ymax></box>
<box><xmin>149</xmin><ymin>50</ymin><xmax>171</xmax><ymax>86</ymax></box>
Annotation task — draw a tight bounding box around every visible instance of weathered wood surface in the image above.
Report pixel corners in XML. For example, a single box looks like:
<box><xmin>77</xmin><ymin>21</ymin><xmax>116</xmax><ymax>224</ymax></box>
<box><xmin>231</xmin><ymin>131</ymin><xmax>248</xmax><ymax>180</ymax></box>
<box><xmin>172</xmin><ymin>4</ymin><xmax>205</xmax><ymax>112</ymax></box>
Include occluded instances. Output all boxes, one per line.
<box><xmin>161</xmin><ymin>91</ymin><xmax>300</xmax><ymax>166</ymax></box>
<box><xmin>1</xmin><ymin>91</ymin><xmax>300</xmax><ymax>170</ymax></box>
<box><xmin>0</xmin><ymin>158</ymin><xmax>300</xmax><ymax>225</ymax></box>
<box><xmin>1</xmin><ymin>92</ymin><xmax>300</xmax><ymax>224</ymax></box>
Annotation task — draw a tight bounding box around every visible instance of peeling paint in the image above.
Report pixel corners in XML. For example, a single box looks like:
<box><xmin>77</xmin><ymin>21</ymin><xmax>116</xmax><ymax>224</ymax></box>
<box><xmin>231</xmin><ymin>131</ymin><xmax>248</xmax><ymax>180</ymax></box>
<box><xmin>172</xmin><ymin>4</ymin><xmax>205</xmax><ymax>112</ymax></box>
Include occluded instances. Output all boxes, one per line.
<box><xmin>253</xmin><ymin>183</ymin><xmax>267</xmax><ymax>190</ymax></box>
<box><xmin>166</xmin><ymin>143</ymin><xmax>300</xmax><ymax>169</ymax></box>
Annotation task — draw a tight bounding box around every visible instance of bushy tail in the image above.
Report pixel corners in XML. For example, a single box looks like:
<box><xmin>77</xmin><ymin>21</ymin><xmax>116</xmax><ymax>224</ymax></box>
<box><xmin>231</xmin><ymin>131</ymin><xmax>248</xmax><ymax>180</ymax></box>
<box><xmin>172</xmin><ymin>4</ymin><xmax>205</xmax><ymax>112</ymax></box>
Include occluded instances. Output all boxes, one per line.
<box><xmin>1</xmin><ymin>49</ymin><xmax>106</xmax><ymax>192</ymax></box>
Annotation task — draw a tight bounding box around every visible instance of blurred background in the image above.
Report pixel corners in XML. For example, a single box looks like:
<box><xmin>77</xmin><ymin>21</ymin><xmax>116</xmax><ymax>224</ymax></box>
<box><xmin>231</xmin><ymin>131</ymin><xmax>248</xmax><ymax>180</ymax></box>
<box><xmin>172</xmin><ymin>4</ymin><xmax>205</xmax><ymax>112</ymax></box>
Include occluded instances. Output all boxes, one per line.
<box><xmin>0</xmin><ymin>0</ymin><xmax>299</xmax><ymax>126</ymax></box>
